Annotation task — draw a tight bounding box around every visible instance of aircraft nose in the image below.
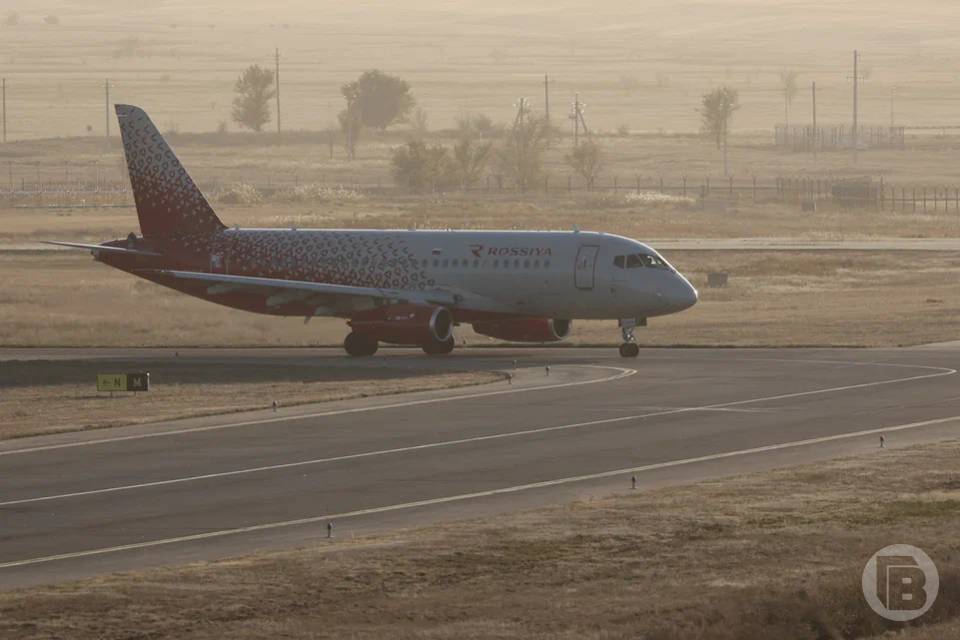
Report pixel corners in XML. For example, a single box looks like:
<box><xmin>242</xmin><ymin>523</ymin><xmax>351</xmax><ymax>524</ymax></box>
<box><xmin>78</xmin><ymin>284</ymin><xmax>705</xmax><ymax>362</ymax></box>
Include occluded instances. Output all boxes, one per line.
<box><xmin>666</xmin><ymin>275</ymin><xmax>698</xmax><ymax>312</ymax></box>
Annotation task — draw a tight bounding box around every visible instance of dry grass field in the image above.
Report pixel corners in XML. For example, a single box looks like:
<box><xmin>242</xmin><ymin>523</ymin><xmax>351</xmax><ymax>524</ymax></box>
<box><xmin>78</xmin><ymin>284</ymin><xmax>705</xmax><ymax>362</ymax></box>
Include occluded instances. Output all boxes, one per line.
<box><xmin>2</xmin><ymin>438</ymin><xmax>958</xmax><ymax>639</ymax></box>
<box><xmin>10</xmin><ymin>186</ymin><xmax>960</xmax><ymax>246</ymax></box>
<box><xmin>4</xmin><ymin>125</ymin><xmax>960</xmax><ymax>198</ymax></box>
<box><xmin>0</xmin><ymin>359</ymin><xmax>502</xmax><ymax>440</ymax></box>
<box><xmin>3</xmin><ymin>1</ymin><xmax>960</xmax><ymax>188</ymax></box>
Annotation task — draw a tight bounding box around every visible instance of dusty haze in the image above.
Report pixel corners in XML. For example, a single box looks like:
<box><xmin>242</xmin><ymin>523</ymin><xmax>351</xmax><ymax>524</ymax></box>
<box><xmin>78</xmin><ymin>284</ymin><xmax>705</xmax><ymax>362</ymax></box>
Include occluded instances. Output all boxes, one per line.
<box><xmin>1</xmin><ymin>0</ymin><xmax>958</xmax><ymax>139</ymax></box>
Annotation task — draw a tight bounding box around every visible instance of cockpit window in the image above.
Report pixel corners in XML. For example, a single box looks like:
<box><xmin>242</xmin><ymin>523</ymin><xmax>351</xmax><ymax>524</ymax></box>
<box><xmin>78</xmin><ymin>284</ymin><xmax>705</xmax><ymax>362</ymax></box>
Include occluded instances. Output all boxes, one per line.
<box><xmin>648</xmin><ymin>255</ymin><xmax>671</xmax><ymax>269</ymax></box>
<box><xmin>613</xmin><ymin>253</ymin><xmax>671</xmax><ymax>270</ymax></box>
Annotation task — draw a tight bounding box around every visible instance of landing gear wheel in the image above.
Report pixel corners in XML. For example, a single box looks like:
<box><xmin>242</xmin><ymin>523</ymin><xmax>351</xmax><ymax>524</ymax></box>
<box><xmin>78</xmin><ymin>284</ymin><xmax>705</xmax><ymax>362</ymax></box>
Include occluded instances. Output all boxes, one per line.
<box><xmin>619</xmin><ymin>342</ymin><xmax>640</xmax><ymax>358</ymax></box>
<box><xmin>344</xmin><ymin>332</ymin><xmax>378</xmax><ymax>357</ymax></box>
<box><xmin>618</xmin><ymin>320</ymin><xmax>640</xmax><ymax>358</ymax></box>
<box><xmin>422</xmin><ymin>336</ymin><xmax>455</xmax><ymax>355</ymax></box>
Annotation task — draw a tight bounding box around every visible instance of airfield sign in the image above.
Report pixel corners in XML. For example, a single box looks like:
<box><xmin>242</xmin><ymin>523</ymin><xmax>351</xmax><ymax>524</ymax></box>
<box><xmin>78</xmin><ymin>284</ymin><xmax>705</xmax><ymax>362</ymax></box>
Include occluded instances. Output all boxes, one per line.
<box><xmin>96</xmin><ymin>372</ymin><xmax>150</xmax><ymax>393</ymax></box>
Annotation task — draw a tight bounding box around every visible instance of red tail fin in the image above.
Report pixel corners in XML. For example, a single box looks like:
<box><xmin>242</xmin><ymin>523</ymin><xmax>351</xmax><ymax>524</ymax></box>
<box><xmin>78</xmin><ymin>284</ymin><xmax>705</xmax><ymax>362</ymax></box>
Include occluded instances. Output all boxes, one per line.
<box><xmin>116</xmin><ymin>104</ymin><xmax>225</xmax><ymax>239</ymax></box>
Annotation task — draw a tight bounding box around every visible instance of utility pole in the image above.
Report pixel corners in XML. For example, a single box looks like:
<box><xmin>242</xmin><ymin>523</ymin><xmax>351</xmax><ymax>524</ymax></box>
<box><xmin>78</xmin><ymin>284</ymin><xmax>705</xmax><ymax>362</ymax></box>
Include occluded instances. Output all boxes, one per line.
<box><xmin>104</xmin><ymin>79</ymin><xmax>111</xmax><ymax>150</ymax></box>
<box><xmin>722</xmin><ymin>115</ymin><xmax>729</xmax><ymax>177</ymax></box>
<box><xmin>890</xmin><ymin>85</ymin><xmax>896</xmax><ymax>129</ymax></box>
<box><xmin>513</xmin><ymin>97</ymin><xmax>528</xmax><ymax>132</ymax></box>
<box><xmin>346</xmin><ymin>97</ymin><xmax>354</xmax><ymax>161</ymax></box>
<box><xmin>852</xmin><ymin>50</ymin><xmax>859</xmax><ymax>163</ymax></box>
<box><xmin>1</xmin><ymin>77</ymin><xmax>6</xmax><ymax>144</ymax></box>
<box><xmin>812</xmin><ymin>81</ymin><xmax>817</xmax><ymax>160</ymax></box>
<box><xmin>570</xmin><ymin>93</ymin><xmax>588</xmax><ymax>147</ymax></box>
<box><xmin>543</xmin><ymin>74</ymin><xmax>550</xmax><ymax>127</ymax></box>
<box><xmin>275</xmin><ymin>48</ymin><xmax>281</xmax><ymax>136</ymax></box>
<box><xmin>573</xmin><ymin>93</ymin><xmax>579</xmax><ymax>146</ymax></box>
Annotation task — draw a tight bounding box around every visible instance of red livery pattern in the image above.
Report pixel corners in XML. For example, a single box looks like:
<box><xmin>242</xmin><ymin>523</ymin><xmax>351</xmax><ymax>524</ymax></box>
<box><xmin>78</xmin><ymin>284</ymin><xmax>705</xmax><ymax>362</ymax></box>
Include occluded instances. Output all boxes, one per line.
<box><xmin>116</xmin><ymin>105</ymin><xmax>225</xmax><ymax>256</ymax></box>
<box><xmin>212</xmin><ymin>231</ymin><xmax>432</xmax><ymax>290</ymax></box>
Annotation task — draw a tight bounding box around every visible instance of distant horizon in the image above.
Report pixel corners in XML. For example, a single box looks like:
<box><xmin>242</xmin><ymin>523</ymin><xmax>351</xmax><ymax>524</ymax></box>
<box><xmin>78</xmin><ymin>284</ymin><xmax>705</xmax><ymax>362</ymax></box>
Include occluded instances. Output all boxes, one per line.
<box><xmin>0</xmin><ymin>0</ymin><xmax>957</xmax><ymax>139</ymax></box>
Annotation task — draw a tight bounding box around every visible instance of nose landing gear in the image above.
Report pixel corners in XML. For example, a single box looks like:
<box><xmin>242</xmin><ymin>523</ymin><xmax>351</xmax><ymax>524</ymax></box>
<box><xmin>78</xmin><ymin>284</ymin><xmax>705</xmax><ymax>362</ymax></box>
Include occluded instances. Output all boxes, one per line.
<box><xmin>618</xmin><ymin>319</ymin><xmax>640</xmax><ymax>358</ymax></box>
<box><xmin>619</xmin><ymin>342</ymin><xmax>640</xmax><ymax>358</ymax></box>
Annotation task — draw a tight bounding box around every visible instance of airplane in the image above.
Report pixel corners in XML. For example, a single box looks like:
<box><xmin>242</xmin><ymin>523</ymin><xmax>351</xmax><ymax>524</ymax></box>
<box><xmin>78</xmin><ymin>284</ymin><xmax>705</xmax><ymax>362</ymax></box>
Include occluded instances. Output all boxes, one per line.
<box><xmin>49</xmin><ymin>105</ymin><xmax>697</xmax><ymax>358</ymax></box>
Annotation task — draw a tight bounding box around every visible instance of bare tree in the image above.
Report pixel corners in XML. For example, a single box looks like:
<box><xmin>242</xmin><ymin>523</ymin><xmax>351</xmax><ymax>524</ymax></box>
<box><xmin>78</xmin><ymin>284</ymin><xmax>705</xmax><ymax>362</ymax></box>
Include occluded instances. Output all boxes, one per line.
<box><xmin>452</xmin><ymin>137</ymin><xmax>492</xmax><ymax>189</ymax></box>
<box><xmin>324</xmin><ymin>125</ymin><xmax>338</xmax><ymax>160</ymax></box>
<box><xmin>456</xmin><ymin>113</ymin><xmax>503</xmax><ymax>139</ymax></box>
<box><xmin>779</xmin><ymin>70</ymin><xmax>799</xmax><ymax>127</ymax></box>
<box><xmin>231</xmin><ymin>65</ymin><xmax>275</xmax><ymax>132</ymax></box>
<box><xmin>699</xmin><ymin>86</ymin><xmax>740</xmax><ymax>176</ymax></box>
<box><xmin>409</xmin><ymin>107</ymin><xmax>429</xmax><ymax>140</ymax></box>
<box><xmin>338</xmin><ymin>84</ymin><xmax>362</xmax><ymax>160</ymax></box>
<box><xmin>566</xmin><ymin>139</ymin><xmax>603</xmax><ymax>188</ymax></box>
<box><xmin>496</xmin><ymin>114</ymin><xmax>549</xmax><ymax>193</ymax></box>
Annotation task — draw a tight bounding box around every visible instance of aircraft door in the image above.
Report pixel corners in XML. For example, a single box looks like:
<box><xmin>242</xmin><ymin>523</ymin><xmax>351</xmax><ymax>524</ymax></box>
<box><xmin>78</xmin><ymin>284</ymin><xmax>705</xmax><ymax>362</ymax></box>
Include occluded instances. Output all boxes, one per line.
<box><xmin>575</xmin><ymin>245</ymin><xmax>600</xmax><ymax>290</ymax></box>
<box><xmin>210</xmin><ymin>234</ymin><xmax>237</xmax><ymax>274</ymax></box>
<box><xmin>210</xmin><ymin>252</ymin><xmax>228</xmax><ymax>274</ymax></box>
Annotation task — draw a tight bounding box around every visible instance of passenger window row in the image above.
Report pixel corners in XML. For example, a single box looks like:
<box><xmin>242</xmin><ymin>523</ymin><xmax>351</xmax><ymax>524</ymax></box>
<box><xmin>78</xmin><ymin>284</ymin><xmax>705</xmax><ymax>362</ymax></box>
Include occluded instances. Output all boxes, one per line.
<box><xmin>420</xmin><ymin>258</ymin><xmax>551</xmax><ymax>270</ymax></box>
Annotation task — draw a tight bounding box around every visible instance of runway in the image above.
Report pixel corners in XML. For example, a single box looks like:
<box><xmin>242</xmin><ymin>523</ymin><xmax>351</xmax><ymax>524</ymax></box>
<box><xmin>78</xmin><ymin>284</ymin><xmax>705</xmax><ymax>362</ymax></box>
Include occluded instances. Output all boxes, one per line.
<box><xmin>3</xmin><ymin>346</ymin><xmax>960</xmax><ymax>588</ymax></box>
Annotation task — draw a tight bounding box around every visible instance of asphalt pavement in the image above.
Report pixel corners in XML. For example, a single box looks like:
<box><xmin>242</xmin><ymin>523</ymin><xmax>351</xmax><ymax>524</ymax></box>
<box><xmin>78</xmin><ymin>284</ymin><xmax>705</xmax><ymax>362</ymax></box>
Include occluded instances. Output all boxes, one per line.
<box><xmin>2</xmin><ymin>346</ymin><xmax>960</xmax><ymax>588</ymax></box>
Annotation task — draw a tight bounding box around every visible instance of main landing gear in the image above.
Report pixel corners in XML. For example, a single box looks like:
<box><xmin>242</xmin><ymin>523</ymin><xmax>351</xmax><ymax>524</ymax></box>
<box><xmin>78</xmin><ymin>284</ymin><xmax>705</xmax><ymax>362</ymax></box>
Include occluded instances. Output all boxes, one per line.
<box><xmin>618</xmin><ymin>320</ymin><xmax>640</xmax><ymax>358</ymax></box>
<box><xmin>343</xmin><ymin>333</ymin><xmax>456</xmax><ymax>357</ymax></box>
<box><xmin>422</xmin><ymin>336</ymin><xmax>455</xmax><ymax>355</ymax></box>
<box><xmin>344</xmin><ymin>332</ymin><xmax>378</xmax><ymax>357</ymax></box>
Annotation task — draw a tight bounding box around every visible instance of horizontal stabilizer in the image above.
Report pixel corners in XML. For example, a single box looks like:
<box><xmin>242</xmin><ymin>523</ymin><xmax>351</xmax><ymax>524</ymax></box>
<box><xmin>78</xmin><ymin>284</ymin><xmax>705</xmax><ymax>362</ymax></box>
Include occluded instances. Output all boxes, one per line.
<box><xmin>44</xmin><ymin>241</ymin><xmax>162</xmax><ymax>257</ymax></box>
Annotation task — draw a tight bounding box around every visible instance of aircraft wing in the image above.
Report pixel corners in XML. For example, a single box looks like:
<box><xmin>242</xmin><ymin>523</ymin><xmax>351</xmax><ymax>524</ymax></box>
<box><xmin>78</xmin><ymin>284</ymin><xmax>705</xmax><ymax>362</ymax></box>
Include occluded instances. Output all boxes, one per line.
<box><xmin>44</xmin><ymin>241</ymin><xmax>163</xmax><ymax>257</ymax></box>
<box><xmin>148</xmin><ymin>269</ymin><xmax>473</xmax><ymax>314</ymax></box>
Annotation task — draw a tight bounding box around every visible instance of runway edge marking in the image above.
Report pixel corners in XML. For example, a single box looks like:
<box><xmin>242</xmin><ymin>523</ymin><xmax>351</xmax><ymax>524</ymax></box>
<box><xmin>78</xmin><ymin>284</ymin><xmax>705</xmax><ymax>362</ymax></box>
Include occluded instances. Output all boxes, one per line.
<box><xmin>1</xmin><ymin>361</ymin><xmax>955</xmax><ymax>506</ymax></box>
<box><xmin>3</xmin><ymin>411</ymin><xmax>960</xmax><ymax>571</ymax></box>
<box><xmin>0</xmin><ymin>365</ymin><xmax>636</xmax><ymax>457</ymax></box>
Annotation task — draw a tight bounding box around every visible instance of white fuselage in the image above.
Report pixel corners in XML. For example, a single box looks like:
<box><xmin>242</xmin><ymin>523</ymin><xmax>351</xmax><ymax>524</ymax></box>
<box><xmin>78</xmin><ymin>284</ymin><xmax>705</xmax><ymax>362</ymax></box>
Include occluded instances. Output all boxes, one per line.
<box><xmin>211</xmin><ymin>228</ymin><xmax>698</xmax><ymax>320</ymax></box>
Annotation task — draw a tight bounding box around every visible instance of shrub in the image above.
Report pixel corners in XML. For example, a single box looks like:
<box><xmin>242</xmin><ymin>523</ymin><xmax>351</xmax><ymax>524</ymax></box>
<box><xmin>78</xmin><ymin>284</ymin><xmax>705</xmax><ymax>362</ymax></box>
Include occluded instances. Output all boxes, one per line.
<box><xmin>624</xmin><ymin>191</ymin><xmax>696</xmax><ymax>206</ymax></box>
<box><xmin>392</xmin><ymin>140</ymin><xmax>457</xmax><ymax>193</ymax></box>
<box><xmin>277</xmin><ymin>184</ymin><xmax>365</xmax><ymax>203</ymax></box>
<box><xmin>215</xmin><ymin>183</ymin><xmax>263</xmax><ymax>204</ymax></box>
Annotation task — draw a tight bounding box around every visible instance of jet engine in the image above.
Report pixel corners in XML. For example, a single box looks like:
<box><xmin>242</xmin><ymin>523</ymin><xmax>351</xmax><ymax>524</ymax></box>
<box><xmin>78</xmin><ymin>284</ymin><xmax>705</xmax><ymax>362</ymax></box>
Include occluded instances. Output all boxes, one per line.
<box><xmin>471</xmin><ymin>318</ymin><xmax>572</xmax><ymax>343</ymax></box>
<box><xmin>348</xmin><ymin>304</ymin><xmax>453</xmax><ymax>346</ymax></box>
